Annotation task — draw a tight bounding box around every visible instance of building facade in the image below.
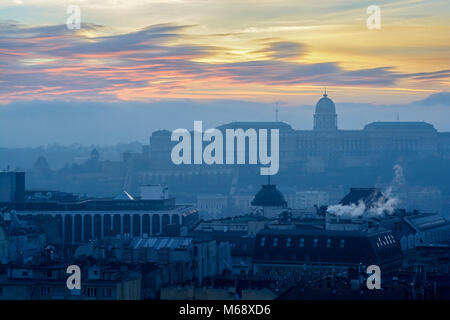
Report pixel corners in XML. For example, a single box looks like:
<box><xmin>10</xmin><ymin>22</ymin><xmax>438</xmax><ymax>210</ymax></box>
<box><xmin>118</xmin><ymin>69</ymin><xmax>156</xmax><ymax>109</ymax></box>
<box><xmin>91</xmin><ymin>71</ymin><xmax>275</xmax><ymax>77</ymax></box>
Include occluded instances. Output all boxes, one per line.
<box><xmin>144</xmin><ymin>93</ymin><xmax>450</xmax><ymax>175</ymax></box>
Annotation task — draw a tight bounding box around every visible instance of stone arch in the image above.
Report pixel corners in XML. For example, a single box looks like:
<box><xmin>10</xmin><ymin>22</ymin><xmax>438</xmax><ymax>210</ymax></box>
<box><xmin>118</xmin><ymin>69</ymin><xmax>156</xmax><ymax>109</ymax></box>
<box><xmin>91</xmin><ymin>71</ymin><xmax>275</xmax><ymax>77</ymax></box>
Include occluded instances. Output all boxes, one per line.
<box><xmin>84</xmin><ymin>215</ymin><xmax>92</xmax><ymax>241</ymax></box>
<box><xmin>152</xmin><ymin>214</ymin><xmax>160</xmax><ymax>235</ymax></box>
<box><xmin>104</xmin><ymin>214</ymin><xmax>112</xmax><ymax>237</ymax></box>
<box><xmin>93</xmin><ymin>214</ymin><xmax>101</xmax><ymax>239</ymax></box>
<box><xmin>123</xmin><ymin>214</ymin><xmax>131</xmax><ymax>235</ymax></box>
<box><xmin>64</xmin><ymin>215</ymin><xmax>72</xmax><ymax>243</ymax></box>
<box><xmin>132</xmin><ymin>214</ymin><xmax>141</xmax><ymax>237</ymax></box>
<box><xmin>142</xmin><ymin>214</ymin><xmax>150</xmax><ymax>236</ymax></box>
<box><xmin>113</xmin><ymin>215</ymin><xmax>121</xmax><ymax>236</ymax></box>
<box><xmin>171</xmin><ymin>214</ymin><xmax>180</xmax><ymax>225</ymax></box>
<box><xmin>162</xmin><ymin>214</ymin><xmax>170</xmax><ymax>228</ymax></box>
<box><xmin>74</xmin><ymin>214</ymin><xmax>82</xmax><ymax>242</ymax></box>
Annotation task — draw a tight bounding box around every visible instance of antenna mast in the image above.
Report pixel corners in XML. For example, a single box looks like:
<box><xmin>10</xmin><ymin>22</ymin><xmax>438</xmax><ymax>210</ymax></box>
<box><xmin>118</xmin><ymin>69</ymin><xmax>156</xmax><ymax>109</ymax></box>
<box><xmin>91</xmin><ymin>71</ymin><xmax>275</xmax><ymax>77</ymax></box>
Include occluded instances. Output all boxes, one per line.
<box><xmin>275</xmin><ymin>102</ymin><xmax>279</xmax><ymax>122</ymax></box>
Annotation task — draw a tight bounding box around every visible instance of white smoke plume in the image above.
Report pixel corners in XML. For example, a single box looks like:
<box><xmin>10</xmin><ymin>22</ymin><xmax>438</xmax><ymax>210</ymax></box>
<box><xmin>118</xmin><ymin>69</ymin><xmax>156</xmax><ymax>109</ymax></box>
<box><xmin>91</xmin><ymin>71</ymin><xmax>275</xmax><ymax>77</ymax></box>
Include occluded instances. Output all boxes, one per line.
<box><xmin>327</xmin><ymin>200</ymin><xmax>366</xmax><ymax>217</ymax></box>
<box><xmin>368</xmin><ymin>187</ymin><xmax>399</xmax><ymax>216</ymax></box>
<box><xmin>326</xmin><ymin>165</ymin><xmax>402</xmax><ymax>218</ymax></box>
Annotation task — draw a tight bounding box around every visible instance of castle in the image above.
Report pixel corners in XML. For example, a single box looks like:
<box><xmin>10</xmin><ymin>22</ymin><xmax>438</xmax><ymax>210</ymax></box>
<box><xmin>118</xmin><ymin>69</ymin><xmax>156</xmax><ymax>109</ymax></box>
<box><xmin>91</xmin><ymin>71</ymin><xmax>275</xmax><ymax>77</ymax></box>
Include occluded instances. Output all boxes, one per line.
<box><xmin>145</xmin><ymin>93</ymin><xmax>450</xmax><ymax>176</ymax></box>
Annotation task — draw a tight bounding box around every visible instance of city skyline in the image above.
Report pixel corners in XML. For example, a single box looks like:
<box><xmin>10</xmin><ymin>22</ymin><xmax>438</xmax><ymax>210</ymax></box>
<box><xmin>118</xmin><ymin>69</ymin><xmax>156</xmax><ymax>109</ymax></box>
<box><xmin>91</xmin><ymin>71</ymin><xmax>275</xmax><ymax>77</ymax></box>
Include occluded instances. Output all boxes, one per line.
<box><xmin>1</xmin><ymin>0</ymin><xmax>450</xmax><ymax>305</ymax></box>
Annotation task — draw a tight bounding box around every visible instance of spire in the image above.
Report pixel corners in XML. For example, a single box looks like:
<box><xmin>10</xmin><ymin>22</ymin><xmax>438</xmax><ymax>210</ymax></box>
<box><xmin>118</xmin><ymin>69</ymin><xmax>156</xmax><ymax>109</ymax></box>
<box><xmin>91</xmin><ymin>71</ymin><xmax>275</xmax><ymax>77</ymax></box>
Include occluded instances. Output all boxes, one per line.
<box><xmin>275</xmin><ymin>102</ymin><xmax>279</xmax><ymax>122</ymax></box>
<box><xmin>323</xmin><ymin>88</ymin><xmax>328</xmax><ymax>97</ymax></box>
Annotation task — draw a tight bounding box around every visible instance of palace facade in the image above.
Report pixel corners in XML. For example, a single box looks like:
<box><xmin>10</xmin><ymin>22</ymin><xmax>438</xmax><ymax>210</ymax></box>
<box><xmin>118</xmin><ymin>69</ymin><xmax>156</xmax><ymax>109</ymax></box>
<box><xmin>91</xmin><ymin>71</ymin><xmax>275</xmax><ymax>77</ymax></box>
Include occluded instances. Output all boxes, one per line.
<box><xmin>146</xmin><ymin>93</ymin><xmax>450</xmax><ymax>176</ymax></box>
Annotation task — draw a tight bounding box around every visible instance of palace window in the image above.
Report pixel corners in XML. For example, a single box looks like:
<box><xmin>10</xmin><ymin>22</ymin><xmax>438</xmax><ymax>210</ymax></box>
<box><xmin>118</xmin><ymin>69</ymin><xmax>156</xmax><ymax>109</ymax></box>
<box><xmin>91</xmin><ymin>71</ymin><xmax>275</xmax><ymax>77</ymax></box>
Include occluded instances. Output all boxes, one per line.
<box><xmin>273</xmin><ymin>237</ymin><xmax>278</xmax><ymax>247</ymax></box>
<box><xmin>286</xmin><ymin>238</ymin><xmax>292</xmax><ymax>247</ymax></box>
<box><xmin>86</xmin><ymin>288</ymin><xmax>97</xmax><ymax>297</ymax></box>
<box><xmin>103</xmin><ymin>288</ymin><xmax>112</xmax><ymax>297</ymax></box>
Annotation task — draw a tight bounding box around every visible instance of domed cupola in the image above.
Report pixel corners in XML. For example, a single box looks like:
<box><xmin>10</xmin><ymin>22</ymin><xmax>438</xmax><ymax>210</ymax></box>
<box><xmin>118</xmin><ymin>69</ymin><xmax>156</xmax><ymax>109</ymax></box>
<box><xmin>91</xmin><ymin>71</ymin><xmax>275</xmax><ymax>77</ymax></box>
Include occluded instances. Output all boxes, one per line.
<box><xmin>314</xmin><ymin>91</ymin><xmax>338</xmax><ymax>131</ymax></box>
<box><xmin>251</xmin><ymin>184</ymin><xmax>287</xmax><ymax>207</ymax></box>
<box><xmin>251</xmin><ymin>182</ymin><xmax>287</xmax><ymax>217</ymax></box>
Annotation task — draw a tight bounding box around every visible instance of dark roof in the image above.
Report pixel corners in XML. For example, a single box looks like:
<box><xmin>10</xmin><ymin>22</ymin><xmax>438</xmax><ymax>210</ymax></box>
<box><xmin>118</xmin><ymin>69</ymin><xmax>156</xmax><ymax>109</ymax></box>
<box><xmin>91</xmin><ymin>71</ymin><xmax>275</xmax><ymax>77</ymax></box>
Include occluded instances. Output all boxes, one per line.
<box><xmin>33</xmin><ymin>156</ymin><xmax>49</xmax><ymax>169</ymax></box>
<box><xmin>204</xmin><ymin>214</ymin><xmax>270</xmax><ymax>223</ymax></box>
<box><xmin>251</xmin><ymin>184</ymin><xmax>287</xmax><ymax>207</ymax></box>
<box><xmin>258</xmin><ymin>225</ymin><xmax>383</xmax><ymax>238</ymax></box>
<box><xmin>254</xmin><ymin>228</ymin><xmax>402</xmax><ymax>268</ymax></box>
<box><xmin>0</xmin><ymin>198</ymin><xmax>177</xmax><ymax>211</ymax></box>
<box><xmin>90</xmin><ymin>148</ymin><xmax>99</xmax><ymax>157</ymax></box>
<box><xmin>187</xmin><ymin>230</ymin><xmax>254</xmax><ymax>256</ymax></box>
<box><xmin>403</xmin><ymin>213</ymin><xmax>450</xmax><ymax>232</ymax></box>
<box><xmin>339</xmin><ymin>188</ymin><xmax>385</xmax><ymax>207</ymax></box>
<box><xmin>364</xmin><ymin>121</ymin><xmax>436</xmax><ymax>131</ymax></box>
<box><xmin>151</xmin><ymin>129</ymin><xmax>171</xmax><ymax>136</ymax></box>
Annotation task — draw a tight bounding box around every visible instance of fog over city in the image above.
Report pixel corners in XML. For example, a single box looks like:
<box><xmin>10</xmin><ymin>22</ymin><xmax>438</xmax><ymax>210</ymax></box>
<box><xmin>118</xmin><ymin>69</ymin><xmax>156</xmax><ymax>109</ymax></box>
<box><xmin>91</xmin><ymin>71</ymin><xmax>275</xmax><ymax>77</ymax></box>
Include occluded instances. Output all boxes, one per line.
<box><xmin>1</xmin><ymin>92</ymin><xmax>450</xmax><ymax>147</ymax></box>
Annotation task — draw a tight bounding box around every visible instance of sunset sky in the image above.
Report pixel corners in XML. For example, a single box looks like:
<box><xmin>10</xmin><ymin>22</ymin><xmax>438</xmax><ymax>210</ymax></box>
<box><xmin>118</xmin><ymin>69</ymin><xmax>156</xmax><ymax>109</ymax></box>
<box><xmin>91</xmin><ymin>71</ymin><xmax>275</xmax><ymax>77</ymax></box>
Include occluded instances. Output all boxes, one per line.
<box><xmin>0</xmin><ymin>0</ymin><xmax>449</xmax><ymax>105</ymax></box>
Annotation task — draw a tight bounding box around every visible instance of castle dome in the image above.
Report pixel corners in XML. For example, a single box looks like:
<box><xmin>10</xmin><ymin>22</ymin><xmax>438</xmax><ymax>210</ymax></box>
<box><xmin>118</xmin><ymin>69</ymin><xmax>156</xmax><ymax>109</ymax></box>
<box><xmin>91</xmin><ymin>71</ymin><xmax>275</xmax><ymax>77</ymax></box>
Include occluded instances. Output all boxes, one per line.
<box><xmin>315</xmin><ymin>93</ymin><xmax>336</xmax><ymax>115</ymax></box>
<box><xmin>314</xmin><ymin>91</ymin><xmax>338</xmax><ymax>131</ymax></box>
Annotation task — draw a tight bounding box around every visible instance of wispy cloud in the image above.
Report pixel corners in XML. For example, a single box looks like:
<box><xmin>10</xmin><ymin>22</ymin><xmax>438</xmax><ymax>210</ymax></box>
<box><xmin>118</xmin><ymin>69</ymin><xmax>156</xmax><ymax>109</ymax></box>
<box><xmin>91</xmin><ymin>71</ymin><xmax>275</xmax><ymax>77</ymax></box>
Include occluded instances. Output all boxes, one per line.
<box><xmin>3</xmin><ymin>20</ymin><xmax>445</xmax><ymax>104</ymax></box>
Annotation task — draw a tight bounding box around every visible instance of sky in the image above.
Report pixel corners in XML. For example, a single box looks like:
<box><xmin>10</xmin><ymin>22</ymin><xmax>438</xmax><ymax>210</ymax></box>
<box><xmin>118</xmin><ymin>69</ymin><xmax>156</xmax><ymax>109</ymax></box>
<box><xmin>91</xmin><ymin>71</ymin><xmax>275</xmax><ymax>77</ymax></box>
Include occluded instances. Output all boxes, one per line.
<box><xmin>0</xmin><ymin>0</ymin><xmax>449</xmax><ymax>146</ymax></box>
<box><xmin>0</xmin><ymin>0</ymin><xmax>449</xmax><ymax>104</ymax></box>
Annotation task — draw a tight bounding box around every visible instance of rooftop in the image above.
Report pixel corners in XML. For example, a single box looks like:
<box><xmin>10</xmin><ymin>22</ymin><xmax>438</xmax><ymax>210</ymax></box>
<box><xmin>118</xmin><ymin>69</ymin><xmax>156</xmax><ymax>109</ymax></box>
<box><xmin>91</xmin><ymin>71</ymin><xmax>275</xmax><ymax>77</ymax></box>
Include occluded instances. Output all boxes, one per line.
<box><xmin>251</xmin><ymin>184</ymin><xmax>287</xmax><ymax>207</ymax></box>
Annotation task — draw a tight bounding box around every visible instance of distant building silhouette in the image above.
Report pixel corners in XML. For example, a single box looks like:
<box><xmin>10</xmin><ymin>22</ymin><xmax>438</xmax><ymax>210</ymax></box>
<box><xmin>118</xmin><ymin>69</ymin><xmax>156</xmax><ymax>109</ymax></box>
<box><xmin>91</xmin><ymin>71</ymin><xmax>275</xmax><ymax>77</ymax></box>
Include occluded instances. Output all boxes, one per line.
<box><xmin>145</xmin><ymin>93</ymin><xmax>450</xmax><ymax>175</ymax></box>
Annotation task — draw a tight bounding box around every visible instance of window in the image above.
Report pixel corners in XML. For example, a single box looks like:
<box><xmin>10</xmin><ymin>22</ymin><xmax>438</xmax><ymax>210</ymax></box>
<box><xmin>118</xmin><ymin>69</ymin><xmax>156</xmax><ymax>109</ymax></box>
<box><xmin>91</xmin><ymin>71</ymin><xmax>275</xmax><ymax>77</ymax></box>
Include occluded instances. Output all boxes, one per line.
<box><xmin>273</xmin><ymin>237</ymin><xmax>278</xmax><ymax>247</ymax></box>
<box><xmin>299</xmin><ymin>238</ymin><xmax>304</xmax><ymax>247</ymax></box>
<box><xmin>86</xmin><ymin>288</ymin><xmax>97</xmax><ymax>297</ymax></box>
<box><xmin>103</xmin><ymin>288</ymin><xmax>112</xmax><ymax>297</ymax></box>
<box><xmin>340</xmin><ymin>239</ymin><xmax>345</xmax><ymax>248</ymax></box>
<box><xmin>286</xmin><ymin>238</ymin><xmax>292</xmax><ymax>247</ymax></box>
<box><xmin>40</xmin><ymin>287</ymin><xmax>50</xmax><ymax>295</ymax></box>
<box><xmin>313</xmin><ymin>239</ymin><xmax>318</xmax><ymax>248</ymax></box>
<box><xmin>260</xmin><ymin>237</ymin><xmax>266</xmax><ymax>247</ymax></box>
<box><xmin>326</xmin><ymin>239</ymin><xmax>332</xmax><ymax>248</ymax></box>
